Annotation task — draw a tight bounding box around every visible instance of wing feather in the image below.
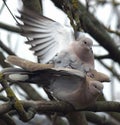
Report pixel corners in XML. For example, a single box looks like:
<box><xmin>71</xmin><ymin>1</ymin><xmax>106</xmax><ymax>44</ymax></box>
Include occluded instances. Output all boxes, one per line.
<box><xmin>17</xmin><ymin>8</ymin><xmax>74</xmax><ymax>63</ymax></box>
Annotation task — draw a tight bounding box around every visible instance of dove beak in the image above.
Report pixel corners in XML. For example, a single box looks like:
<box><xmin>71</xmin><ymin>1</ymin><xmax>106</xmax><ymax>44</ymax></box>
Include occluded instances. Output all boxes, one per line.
<box><xmin>86</xmin><ymin>46</ymin><xmax>91</xmax><ymax>50</ymax></box>
<box><xmin>88</xmin><ymin>47</ymin><xmax>92</xmax><ymax>52</ymax></box>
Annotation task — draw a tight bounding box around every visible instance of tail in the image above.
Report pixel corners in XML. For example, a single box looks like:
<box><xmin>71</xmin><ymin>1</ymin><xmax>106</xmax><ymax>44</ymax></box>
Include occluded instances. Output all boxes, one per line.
<box><xmin>2</xmin><ymin>67</ymin><xmax>53</xmax><ymax>86</ymax></box>
<box><xmin>2</xmin><ymin>68</ymin><xmax>31</xmax><ymax>83</ymax></box>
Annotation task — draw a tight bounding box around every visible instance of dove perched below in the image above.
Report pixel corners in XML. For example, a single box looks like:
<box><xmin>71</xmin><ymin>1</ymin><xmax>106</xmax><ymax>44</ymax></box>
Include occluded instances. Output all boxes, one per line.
<box><xmin>2</xmin><ymin>56</ymin><xmax>110</xmax><ymax>109</ymax></box>
<box><xmin>2</xmin><ymin>57</ymin><xmax>102</xmax><ymax>109</ymax></box>
<box><xmin>17</xmin><ymin>8</ymin><xmax>94</xmax><ymax>73</ymax></box>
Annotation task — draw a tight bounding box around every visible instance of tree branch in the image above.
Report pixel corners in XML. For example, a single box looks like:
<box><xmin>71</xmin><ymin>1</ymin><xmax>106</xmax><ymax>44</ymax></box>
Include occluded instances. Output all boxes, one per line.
<box><xmin>0</xmin><ymin>51</ymin><xmax>10</xmax><ymax>68</ymax></box>
<box><xmin>0</xmin><ymin>40</ymin><xmax>16</xmax><ymax>55</ymax></box>
<box><xmin>86</xmin><ymin>112</ymin><xmax>120</xmax><ymax>125</ymax></box>
<box><xmin>0</xmin><ymin>22</ymin><xmax>22</xmax><ymax>33</ymax></box>
<box><xmin>22</xmin><ymin>0</ymin><xmax>42</xmax><ymax>13</ymax></box>
<box><xmin>1</xmin><ymin>100</ymin><xmax>120</xmax><ymax>116</ymax></box>
<box><xmin>99</xmin><ymin>60</ymin><xmax>120</xmax><ymax>81</ymax></box>
<box><xmin>17</xmin><ymin>83</ymin><xmax>45</xmax><ymax>101</ymax></box>
<box><xmin>95</xmin><ymin>54</ymin><xmax>111</xmax><ymax>60</ymax></box>
<box><xmin>0</xmin><ymin>74</ymin><xmax>36</xmax><ymax>122</ymax></box>
<box><xmin>105</xmin><ymin>26</ymin><xmax>120</xmax><ymax>36</ymax></box>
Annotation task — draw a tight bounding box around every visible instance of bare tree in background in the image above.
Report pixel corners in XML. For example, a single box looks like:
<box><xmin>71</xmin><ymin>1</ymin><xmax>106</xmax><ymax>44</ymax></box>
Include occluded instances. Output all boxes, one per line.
<box><xmin>0</xmin><ymin>0</ymin><xmax>120</xmax><ymax>125</ymax></box>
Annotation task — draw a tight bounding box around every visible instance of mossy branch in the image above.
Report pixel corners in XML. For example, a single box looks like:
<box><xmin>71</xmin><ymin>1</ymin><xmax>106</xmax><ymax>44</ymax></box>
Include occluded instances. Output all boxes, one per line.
<box><xmin>0</xmin><ymin>72</ymin><xmax>36</xmax><ymax>122</ymax></box>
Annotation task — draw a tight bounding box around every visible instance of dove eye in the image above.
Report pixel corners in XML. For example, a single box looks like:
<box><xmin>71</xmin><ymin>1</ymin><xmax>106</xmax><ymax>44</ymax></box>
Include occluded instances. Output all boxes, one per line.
<box><xmin>84</xmin><ymin>41</ymin><xmax>87</xmax><ymax>44</ymax></box>
<box><xmin>94</xmin><ymin>85</ymin><xmax>97</xmax><ymax>88</ymax></box>
<box><xmin>94</xmin><ymin>85</ymin><xmax>98</xmax><ymax>89</ymax></box>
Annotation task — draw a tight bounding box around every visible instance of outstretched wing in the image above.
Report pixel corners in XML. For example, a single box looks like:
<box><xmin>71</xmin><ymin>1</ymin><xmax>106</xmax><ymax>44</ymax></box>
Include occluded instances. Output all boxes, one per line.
<box><xmin>17</xmin><ymin>8</ymin><xmax>74</xmax><ymax>63</ymax></box>
<box><xmin>2</xmin><ymin>56</ymin><xmax>86</xmax><ymax>82</ymax></box>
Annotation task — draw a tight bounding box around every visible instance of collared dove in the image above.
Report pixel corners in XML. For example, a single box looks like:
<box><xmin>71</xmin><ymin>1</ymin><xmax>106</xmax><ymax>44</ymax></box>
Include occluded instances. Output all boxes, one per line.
<box><xmin>2</xmin><ymin>7</ymin><xmax>109</xmax><ymax>109</ymax></box>
<box><xmin>2</xmin><ymin>65</ymin><xmax>102</xmax><ymax>110</ymax></box>
<box><xmin>17</xmin><ymin>8</ymin><xmax>94</xmax><ymax>73</ymax></box>
<box><xmin>2</xmin><ymin>56</ymin><xmax>110</xmax><ymax>109</ymax></box>
<box><xmin>50</xmin><ymin>36</ymin><xmax>94</xmax><ymax>73</ymax></box>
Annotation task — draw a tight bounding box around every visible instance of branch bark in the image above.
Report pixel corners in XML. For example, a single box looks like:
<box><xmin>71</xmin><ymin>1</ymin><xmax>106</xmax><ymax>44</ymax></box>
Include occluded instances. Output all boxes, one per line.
<box><xmin>1</xmin><ymin>100</ymin><xmax>120</xmax><ymax>116</ymax></box>
<box><xmin>0</xmin><ymin>40</ymin><xmax>16</xmax><ymax>55</ymax></box>
<box><xmin>22</xmin><ymin>0</ymin><xmax>42</xmax><ymax>13</ymax></box>
<box><xmin>86</xmin><ymin>112</ymin><xmax>120</xmax><ymax>125</ymax></box>
<box><xmin>0</xmin><ymin>22</ymin><xmax>22</xmax><ymax>33</ymax></box>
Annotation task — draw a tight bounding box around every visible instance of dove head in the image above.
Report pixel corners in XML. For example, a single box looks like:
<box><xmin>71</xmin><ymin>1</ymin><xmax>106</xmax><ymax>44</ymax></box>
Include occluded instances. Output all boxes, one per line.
<box><xmin>71</xmin><ymin>36</ymin><xmax>94</xmax><ymax>61</ymax></box>
<box><xmin>88</xmin><ymin>80</ymin><xmax>103</xmax><ymax>97</ymax></box>
<box><xmin>79</xmin><ymin>37</ymin><xmax>93</xmax><ymax>51</ymax></box>
<box><xmin>74</xmin><ymin>36</ymin><xmax>93</xmax><ymax>52</ymax></box>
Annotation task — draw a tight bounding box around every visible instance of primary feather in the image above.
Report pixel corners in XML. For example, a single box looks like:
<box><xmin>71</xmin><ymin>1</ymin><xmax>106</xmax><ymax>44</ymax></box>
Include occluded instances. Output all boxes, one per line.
<box><xmin>17</xmin><ymin>8</ymin><xmax>74</xmax><ymax>63</ymax></box>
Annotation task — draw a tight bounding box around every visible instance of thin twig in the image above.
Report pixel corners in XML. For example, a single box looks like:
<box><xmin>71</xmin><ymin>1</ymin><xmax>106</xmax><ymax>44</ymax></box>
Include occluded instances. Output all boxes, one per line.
<box><xmin>0</xmin><ymin>22</ymin><xmax>22</xmax><ymax>33</ymax></box>
<box><xmin>0</xmin><ymin>40</ymin><xmax>15</xmax><ymax>55</ymax></box>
